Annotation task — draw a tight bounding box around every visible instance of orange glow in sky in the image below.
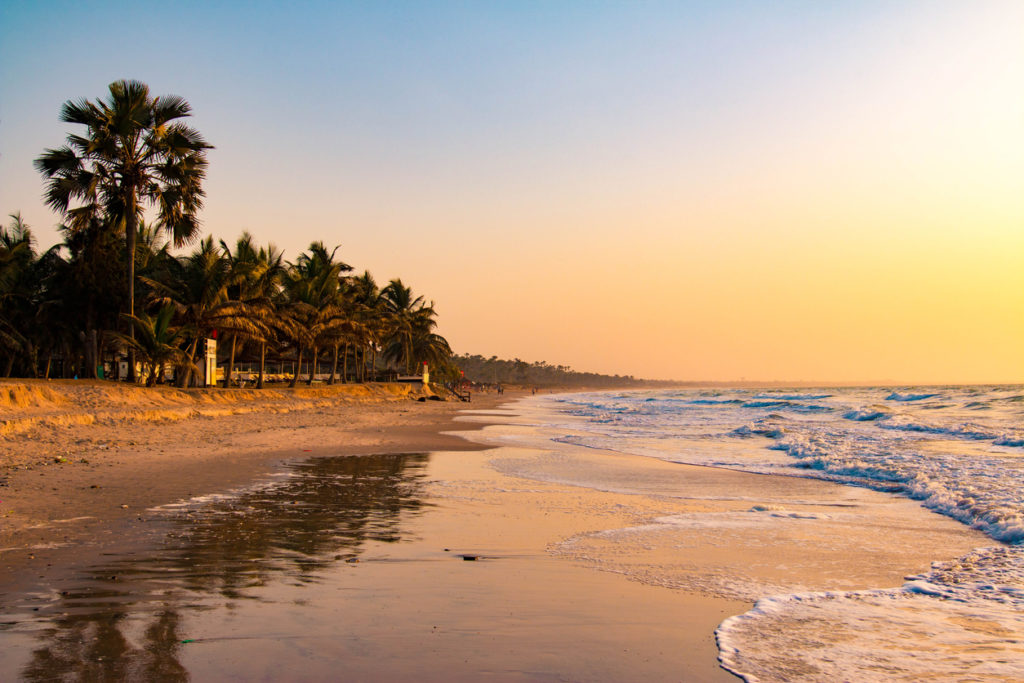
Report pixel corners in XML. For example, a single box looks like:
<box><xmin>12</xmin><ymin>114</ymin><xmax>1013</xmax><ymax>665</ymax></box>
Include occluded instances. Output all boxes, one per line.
<box><xmin>1</xmin><ymin>1</ymin><xmax>1021</xmax><ymax>383</ymax></box>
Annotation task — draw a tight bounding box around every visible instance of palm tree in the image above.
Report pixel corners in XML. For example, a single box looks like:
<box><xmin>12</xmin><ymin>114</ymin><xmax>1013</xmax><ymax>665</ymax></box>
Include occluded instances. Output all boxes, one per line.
<box><xmin>0</xmin><ymin>213</ymin><xmax>32</xmax><ymax>297</ymax></box>
<box><xmin>246</xmin><ymin>239</ymin><xmax>287</xmax><ymax>389</ymax></box>
<box><xmin>114</xmin><ymin>304</ymin><xmax>191</xmax><ymax>387</ymax></box>
<box><xmin>147</xmin><ymin>237</ymin><xmax>269</xmax><ymax>387</ymax></box>
<box><xmin>35</xmin><ymin>80</ymin><xmax>212</xmax><ymax>381</ymax></box>
<box><xmin>251</xmin><ymin>242</ymin><xmax>287</xmax><ymax>389</ymax></box>
<box><xmin>0</xmin><ymin>214</ymin><xmax>36</xmax><ymax>375</ymax></box>
<box><xmin>219</xmin><ymin>233</ymin><xmax>284</xmax><ymax>388</ymax></box>
<box><xmin>0</xmin><ymin>214</ymin><xmax>66</xmax><ymax>378</ymax></box>
<box><xmin>281</xmin><ymin>242</ymin><xmax>351</xmax><ymax>387</ymax></box>
<box><xmin>381</xmin><ymin>279</ymin><xmax>447</xmax><ymax>375</ymax></box>
<box><xmin>348</xmin><ymin>271</ymin><xmax>382</xmax><ymax>382</ymax></box>
<box><xmin>408</xmin><ymin>324</ymin><xmax>452</xmax><ymax>371</ymax></box>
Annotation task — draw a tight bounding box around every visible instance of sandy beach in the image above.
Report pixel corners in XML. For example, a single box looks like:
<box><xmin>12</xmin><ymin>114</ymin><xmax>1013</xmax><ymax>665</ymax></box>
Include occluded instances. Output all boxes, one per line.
<box><xmin>1</xmin><ymin>381</ymin><xmax>744</xmax><ymax>681</ymax></box>
<box><xmin>0</xmin><ymin>381</ymin><xmax>501</xmax><ymax>591</ymax></box>
<box><xmin>0</xmin><ymin>381</ymin><xmax>997</xmax><ymax>681</ymax></box>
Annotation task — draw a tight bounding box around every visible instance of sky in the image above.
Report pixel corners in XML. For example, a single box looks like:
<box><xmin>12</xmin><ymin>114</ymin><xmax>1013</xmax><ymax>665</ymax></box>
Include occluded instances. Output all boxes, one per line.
<box><xmin>1</xmin><ymin>1</ymin><xmax>1021</xmax><ymax>384</ymax></box>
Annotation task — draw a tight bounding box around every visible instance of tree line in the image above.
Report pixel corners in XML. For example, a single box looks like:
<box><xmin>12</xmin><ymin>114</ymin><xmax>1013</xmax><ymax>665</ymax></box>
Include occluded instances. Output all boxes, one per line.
<box><xmin>453</xmin><ymin>354</ymin><xmax>661</xmax><ymax>388</ymax></box>
<box><xmin>0</xmin><ymin>213</ymin><xmax>452</xmax><ymax>387</ymax></box>
<box><xmin>0</xmin><ymin>80</ymin><xmax>452</xmax><ymax>386</ymax></box>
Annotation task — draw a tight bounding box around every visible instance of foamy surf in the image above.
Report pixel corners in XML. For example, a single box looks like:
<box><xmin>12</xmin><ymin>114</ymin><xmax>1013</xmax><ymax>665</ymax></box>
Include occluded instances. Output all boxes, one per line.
<box><xmin>525</xmin><ymin>385</ymin><xmax>1024</xmax><ymax>681</ymax></box>
<box><xmin>716</xmin><ymin>545</ymin><xmax>1024</xmax><ymax>682</ymax></box>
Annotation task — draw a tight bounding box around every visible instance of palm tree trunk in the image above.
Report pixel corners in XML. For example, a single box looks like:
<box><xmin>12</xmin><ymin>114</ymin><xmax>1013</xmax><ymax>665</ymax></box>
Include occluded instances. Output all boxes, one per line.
<box><xmin>307</xmin><ymin>345</ymin><xmax>318</xmax><ymax>385</ymax></box>
<box><xmin>43</xmin><ymin>356</ymin><xmax>52</xmax><ymax>379</ymax></box>
<box><xmin>257</xmin><ymin>342</ymin><xmax>266</xmax><ymax>389</ymax></box>
<box><xmin>328</xmin><ymin>344</ymin><xmax>339</xmax><ymax>385</ymax></box>
<box><xmin>224</xmin><ymin>335</ymin><xmax>237</xmax><ymax>387</ymax></box>
<box><xmin>62</xmin><ymin>340</ymin><xmax>73</xmax><ymax>378</ymax></box>
<box><xmin>96</xmin><ymin>331</ymin><xmax>107</xmax><ymax>380</ymax></box>
<box><xmin>289</xmin><ymin>347</ymin><xmax>303</xmax><ymax>388</ymax></box>
<box><xmin>180</xmin><ymin>337</ymin><xmax>199</xmax><ymax>387</ymax></box>
<box><xmin>77</xmin><ymin>329</ymin><xmax>98</xmax><ymax>380</ymax></box>
<box><xmin>27</xmin><ymin>342</ymin><xmax>39</xmax><ymax>378</ymax></box>
<box><xmin>342</xmin><ymin>342</ymin><xmax>349</xmax><ymax>383</ymax></box>
<box><xmin>125</xmin><ymin>202</ymin><xmax>138</xmax><ymax>383</ymax></box>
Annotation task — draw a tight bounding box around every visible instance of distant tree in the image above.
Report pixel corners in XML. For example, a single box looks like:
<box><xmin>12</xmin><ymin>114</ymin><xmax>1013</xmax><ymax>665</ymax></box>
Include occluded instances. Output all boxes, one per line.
<box><xmin>451</xmin><ymin>353</ymin><xmax>648</xmax><ymax>388</ymax></box>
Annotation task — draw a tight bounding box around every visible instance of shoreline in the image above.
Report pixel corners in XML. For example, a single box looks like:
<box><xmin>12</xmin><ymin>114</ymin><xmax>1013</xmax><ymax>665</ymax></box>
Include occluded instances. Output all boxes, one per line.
<box><xmin>0</xmin><ymin>384</ymin><xmax>745</xmax><ymax>681</ymax></box>
<box><xmin>1</xmin><ymin>383</ymin><xmax>999</xmax><ymax>680</ymax></box>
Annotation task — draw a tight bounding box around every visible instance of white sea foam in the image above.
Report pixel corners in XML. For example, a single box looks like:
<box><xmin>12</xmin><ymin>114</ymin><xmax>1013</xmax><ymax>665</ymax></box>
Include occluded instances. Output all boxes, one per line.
<box><xmin>716</xmin><ymin>545</ymin><xmax>1024</xmax><ymax>682</ymax></box>
<box><xmin>540</xmin><ymin>385</ymin><xmax>1024</xmax><ymax>681</ymax></box>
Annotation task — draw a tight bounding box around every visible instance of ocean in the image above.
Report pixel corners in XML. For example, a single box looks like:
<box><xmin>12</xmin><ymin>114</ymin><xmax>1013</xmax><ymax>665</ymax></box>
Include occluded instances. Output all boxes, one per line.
<box><xmin>487</xmin><ymin>385</ymin><xmax>1024</xmax><ymax>681</ymax></box>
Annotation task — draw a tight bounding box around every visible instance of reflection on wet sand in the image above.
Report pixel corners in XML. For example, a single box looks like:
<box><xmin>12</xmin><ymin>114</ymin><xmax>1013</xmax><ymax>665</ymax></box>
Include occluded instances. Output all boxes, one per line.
<box><xmin>21</xmin><ymin>610</ymin><xmax>188</xmax><ymax>682</ymax></box>
<box><xmin>11</xmin><ymin>453</ymin><xmax>430</xmax><ymax>682</ymax></box>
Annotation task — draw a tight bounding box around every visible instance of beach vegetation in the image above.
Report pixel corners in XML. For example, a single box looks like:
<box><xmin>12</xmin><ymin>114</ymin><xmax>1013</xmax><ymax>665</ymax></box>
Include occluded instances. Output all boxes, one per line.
<box><xmin>0</xmin><ymin>217</ymin><xmax>454</xmax><ymax>385</ymax></box>
<box><xmin>3</xmin><ymin>81</ymin><xmax>456</xmax><ymax>386</ymax></box>
<box><xmin>452</xmin><ymin>353</ymin><xmax>652</xmax><ymax>389</ymax></box>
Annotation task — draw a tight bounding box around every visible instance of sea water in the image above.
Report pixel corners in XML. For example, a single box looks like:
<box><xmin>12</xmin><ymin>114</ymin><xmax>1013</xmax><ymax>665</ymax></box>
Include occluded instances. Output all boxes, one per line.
<box><xmin>509</xmin><ymin>386</ymin><xmax>1024</xmax><ymax>681</ymax></box>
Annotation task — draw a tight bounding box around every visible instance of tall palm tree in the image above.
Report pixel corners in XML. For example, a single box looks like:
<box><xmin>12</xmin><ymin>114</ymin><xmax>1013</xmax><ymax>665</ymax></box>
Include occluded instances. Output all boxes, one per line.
<box><xmin>35</xmin><ymin>80</ymin><xmax>212</xmax><ymax>381</ymax></box>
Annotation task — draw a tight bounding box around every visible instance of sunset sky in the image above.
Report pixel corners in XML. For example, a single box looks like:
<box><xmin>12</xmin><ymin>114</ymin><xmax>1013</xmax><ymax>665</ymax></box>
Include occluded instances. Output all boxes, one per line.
<box><xmin>1</xmin><ymin>1</ymin><xmax>1021</xmax><ymax>384</ymax></box>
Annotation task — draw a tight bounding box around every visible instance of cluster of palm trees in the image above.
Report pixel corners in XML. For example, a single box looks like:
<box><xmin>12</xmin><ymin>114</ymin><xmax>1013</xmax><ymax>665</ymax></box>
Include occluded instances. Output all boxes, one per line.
<box><xmin>1</xmin><ymin>220</ymin><xmax>452</xmax><ymax>388</ymax></box>
<box><xmin>0</xmin><ymin>79</ymin><xmax>453</xmax><ymax>386</ymax></box>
